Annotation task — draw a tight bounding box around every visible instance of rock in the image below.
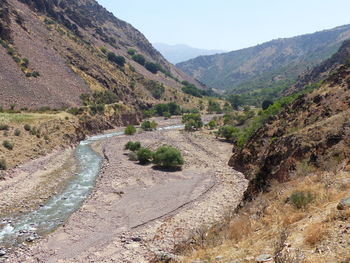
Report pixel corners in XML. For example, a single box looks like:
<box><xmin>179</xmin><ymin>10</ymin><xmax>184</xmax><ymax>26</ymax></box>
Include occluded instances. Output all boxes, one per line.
<box><xmin>0</xmin><ymin>250</ymin><xmax>6</xmax><ymax>257</ymax></box>
<box><xmin>337</xmin><ymin>197</ymin><xmax>350</xmax><ymax>210</ymax></box>
<box><xmin>155</xmin><ymin>251</ymin><xmax>176</xmax><ymax>262</ymax></box>
<box><xmin>215</xmin><ymin>256</ymin><xmax>223</xmax><ymax>261</ymax></box>
<box><xmin>255</xmin><ymin>254</ymin><xmax>273</xmax><ymax>262</ymax></box>
<box><xmin>131</xmin><ymin>236</ymin><xmax>142</xmax><ymax>242</ymax></box>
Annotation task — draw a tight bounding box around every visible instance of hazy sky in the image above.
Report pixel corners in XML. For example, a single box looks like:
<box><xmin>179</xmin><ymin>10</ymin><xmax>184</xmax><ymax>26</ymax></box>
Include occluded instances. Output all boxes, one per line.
<box><xmin>97</xmin><ymin>0</ymin><xmax>350</xmax><ymax>51</ymax></box>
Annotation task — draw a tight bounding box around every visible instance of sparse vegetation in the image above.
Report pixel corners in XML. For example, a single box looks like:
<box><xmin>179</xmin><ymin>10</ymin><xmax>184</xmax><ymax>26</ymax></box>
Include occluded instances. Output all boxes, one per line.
<box><xmin>216</xmin><ymin>125</ymin><xmax>240</xmax><ymax>141</ymax></box>
<box><xmin>124</xmin><ymin>125</ymin><xmax>136</xmax><ymax>135</ymax></box>
<box><xmin>3</xmin><ymin>140</ymin><xmax>14</xmax><ymax>150</ymax></box>
<box><xmin>0</xmin><ymin>159</ymin><xmax>6</xmax><ymax>170</ymax></box>
<box><xmin>24</xmin><ymin>124</ymin><xmax>31</xmax><ymax>131</ymax></box>
<box><xmin>144</xmin><ymin>80</ymin><xmax>165</xmax><ymax>99</ymax></box>
<box><xmin>207</xmin><ymin>100</ymin><xmax>222</xmax><ymax>114</ymax></box>
<box><xmin>0</xmin><ymin>124</ymin><xmax>9</xmax><ymax>131</ymax></box>
<box><xmin>152</xmin><ymin>146</ymin><xmax>184</xmax><ymax>169</ymax></box>
<box><xmin>14</xmin><ymin>129</ymin><xmax>21</xmax><ymax>136</ymax></box>
<box><xmin>289</xmin><ymin>191</ymin><xmax>314</xmax><ymax>209</ymax></box>
<box><xmin>141</xmin><ymin>120</ymin><xmax>158</xmax><ymax>131</ymax></box>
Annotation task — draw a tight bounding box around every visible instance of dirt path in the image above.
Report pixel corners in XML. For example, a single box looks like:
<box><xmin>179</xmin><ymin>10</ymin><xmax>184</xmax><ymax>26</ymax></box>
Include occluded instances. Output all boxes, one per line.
<box><xmin>2</xmin><ymin>117</ymin><xmax>248</xmax><ymax>262</ymax></box>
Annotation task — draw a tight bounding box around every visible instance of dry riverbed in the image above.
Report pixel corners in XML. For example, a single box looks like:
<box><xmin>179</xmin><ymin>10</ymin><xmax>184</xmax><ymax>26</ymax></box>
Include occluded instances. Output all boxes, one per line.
<box><xmin>1</xmin><ymin>116</ymin><xmax>248</xmax><ymax>262</ymax></box>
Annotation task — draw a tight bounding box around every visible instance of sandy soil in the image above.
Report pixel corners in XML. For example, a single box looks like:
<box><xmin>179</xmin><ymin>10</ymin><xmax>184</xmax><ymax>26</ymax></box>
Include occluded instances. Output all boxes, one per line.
<box><xmin>2</xmin><ymin>116</ymin><xmax>248</xmax><ymax>262</ymax></box>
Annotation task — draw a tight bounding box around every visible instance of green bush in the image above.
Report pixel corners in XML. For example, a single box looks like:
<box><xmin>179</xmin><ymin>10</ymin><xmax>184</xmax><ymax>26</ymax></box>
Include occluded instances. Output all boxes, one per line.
<box><xmin>207</xmin><ymin>100</ymin><xmax>222</xmax><ymax>114</ymax></box>
<box><xmin>100</xmin><ymin>46</ymin><xmax>108</xmax><ymax>54</ymax></box>
<box><xmin>153</xmin><ymin>146</ymin><xmax>184</xmax><ymax>169</ymax></box>
<box><xmin>24</xmin><ymin>124</ymin><xmax>31</xmax><ymax>131</ymax></box>
<box><xmin>141</xmin><ymin>120</ymin><xmax>158</xmax><ymax>131</ymax></box>
<box><xmin>137</xmin><ymin>148</ymin><xmax>153</xmax><ymax>164</ymax></box>
<box><xmin>182</xmin><ymin>113</ymin><xmax>203</xmax><ymax>131</ymax></box>
<box><xmin>0</xmin><ymin>124</ymin><xmax>9</xmax><ymax>131</ymax></box>
<box><xmin>132</xmin><ymin>54</ymin><xmax>146</xmax><ymax>65</ymax></box>
<box><xmin>124</xmin><ymin>141</ymin><xmax>141</xmax><ymax>152</ymax></box>
<box><xmin>127</xmin><ymin>49</ymin><xmax>136</xmax><ymax>56</ymax></box>
<box><xmin>144</xmin><ymin>80</ymin><xmax>165</xmax><ymax>99</ymax></box>
<box><xmin>217</xmin><ymin>126</ymin><xmax>240</xmax><ymax>141</ymax></box>
<box><xmin>124</xmin><ymin>125</ymin><xmax>136</xmax><ymax>135</ymax></box>
<box><xmin>208</xmin><ymin>120</ymin><xmax>217</xmax><ymax>129</ymax></box>
<box><xmin>262</xmin><ymin>99</ymin><xmax>274</xmax><ymax>110</ymax></box>
<box><xmin>21</xmin><ymin>58</ymin><xmax>29</xmax><ymax>68</ymax></box>
<box><xmin>107</xmin><ymin>52</ymin><xmax>125</xmax><ymax>67</ymax></box>
<box><xmin>145</xmin><ymin>62</ymin><xmax>159</xmax><ymax>74</ymax></box>
<box><xmin>289</xmin><ymin>191</ymin><xmax>314</xmax><ymax>209</ymax></box>
<box><xmin>3</xmin><ymin>140</ymin><xmax>13</xmax><ymax>150</ymax></box>
<box><xmin>0</xmin><ymin>159</ymin><xmax>6</xmax><ymax>170</ymax></box>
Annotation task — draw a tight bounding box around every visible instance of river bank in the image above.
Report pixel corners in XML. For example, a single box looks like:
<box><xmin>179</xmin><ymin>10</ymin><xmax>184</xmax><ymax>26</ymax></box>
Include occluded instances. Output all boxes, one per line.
<box><xmin>1</xmin><ymin>115</ymin><xmax>248</xmax><ymax>262</ymax></box>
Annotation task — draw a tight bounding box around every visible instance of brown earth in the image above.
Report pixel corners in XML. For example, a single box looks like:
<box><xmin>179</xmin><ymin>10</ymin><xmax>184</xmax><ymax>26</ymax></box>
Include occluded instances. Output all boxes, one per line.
<box><xmin>1</xmin><ymin>116</ymin><xmax>248</xmax><ymax>262</ymax></box>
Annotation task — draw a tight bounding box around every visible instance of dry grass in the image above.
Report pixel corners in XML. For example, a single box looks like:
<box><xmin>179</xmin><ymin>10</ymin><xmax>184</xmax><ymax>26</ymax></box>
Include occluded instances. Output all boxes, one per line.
<box><xmin>304</xmin><ymin>222</ymin><xmax>329</xmax><ymax>246</ymax></box>
<box><xmin>227</xmin><ymin>215</ymin><xmax>252</xmax><ymax>241</ymax></box>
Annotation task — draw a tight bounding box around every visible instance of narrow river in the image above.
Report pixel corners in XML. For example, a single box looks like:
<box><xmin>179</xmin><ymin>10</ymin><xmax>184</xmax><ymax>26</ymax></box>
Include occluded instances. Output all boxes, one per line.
<box><xmin>0</xmin><ymin>125</ymin><xmax>184</xmax><ymax>248</ymax></box>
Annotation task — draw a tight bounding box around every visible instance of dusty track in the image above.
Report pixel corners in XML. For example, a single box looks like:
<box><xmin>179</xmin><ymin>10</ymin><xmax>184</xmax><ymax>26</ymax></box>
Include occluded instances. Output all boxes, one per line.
<box><xmin>3</xmin><ymin>118</ymin><xmax>247</xmax><ymax>262</ymax></box>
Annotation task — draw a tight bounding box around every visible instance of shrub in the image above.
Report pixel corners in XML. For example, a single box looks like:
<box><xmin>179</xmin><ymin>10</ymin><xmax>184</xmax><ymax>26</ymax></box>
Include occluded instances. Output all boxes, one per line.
<box><xmin>127</xmin><ymin>49</ymin><xmax>136</xmax><ymax>56</ymax></box>
<box><xmin>3</xmin><ymin>140</ymin><xmax>13</xmax><ymax>150</ymax></box>
<box><xmin>153</xmin><ymin>146</ymin><xmax>184</xmax><ymax>169</ymax></box>
<box><xmin>289</xmin><ymin>191</ymin><xmax>314</xmax><ymax>209</ymax></box>
<box><xmin>145</xmin><ymin>62</ymin><xmax>159</xmax><ymax>74</ymax></box>
<box><xmin>100</xmin><ymin>46</ymin><xmax>108</xmax><ymax>54</ymax></box>
<box><xmin>141</xmin><ymin>120</ymin><xmax>158</xmax><ymax>131</ymax></box>
<box><xmin>31</xmin><ymin>71</ymin><xmax>40</xmax><ymax>78</ymax></box>
<box><xmin>124</xmin><ymin>141</ymin><xmax>141</xmax><ymax>152</ymax></box>
<box><xmin>144</xmin><ymin>80</ymin><xmax>165</xmax><ymax>99</ymax></box>
<box><xmin>0</xmin><ymin>159</ymin><xmax>6</xmax><ymax>170</ymax></box>
<box><xmin>182</xmin><ymin>113</ymin><xmax>203</xmax><ymax>131</ymax></box>
<box><xmin>14</xmin><ymin>129</ymin><xmax>21</xmax><ymax>136</ymax></box>
<box><xmin>124</xmin><ymin>125</ymin><xmax>136</xmax><ymax>135</ymax></box>
<box><xmin>207</xmin><ymin>100</ymin><xmax>222</xmax><ymax>114</ymax></box>
<box><xmin>107</xmin><ymin>52</ymin><xmax>125</xmax><ymax>67</ymax></box>
<box><xmin>24</xmin><ymin>124</ymin><xmax>31</xmax><ymax>131</ymax></box>
<box><xmin>0</xmin><ymin>124</ymin><xmax>9</xmax><ymax>131</ymax></box>
<box><xmin>128</xmin><ymin>151</ymin><xmax>138</xmax><ymax>161</ymax></box>
<box><xmin>137</xmin><ymin>148</ymin><xmax>153</xmax><ymax>164</ymax></box>
<box><xmin>208</xmin><ymin>120</ymin><xmax>217</xmax><ymax>129</ymax></box>
<box><xmin>217</xmin><ymin>126</ymin><xmax>240</xmax><ymax>141</ymax></box>
<box><xmin>21</xmin><ymin>58</ymin><xmax>29</xmax><ymax>68</ymax></box>
<box><xmin>132</xmin><ymin>54</ymin><xmax>146</xmax><ymax>65</ymax></box>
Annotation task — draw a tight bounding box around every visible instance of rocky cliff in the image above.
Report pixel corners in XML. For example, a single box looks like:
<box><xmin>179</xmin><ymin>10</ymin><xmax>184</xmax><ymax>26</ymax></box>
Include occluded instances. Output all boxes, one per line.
<box><xmin>0</xmin><ymin>0</ymin><xmax>202</xmax><ymax>109</ymax></box>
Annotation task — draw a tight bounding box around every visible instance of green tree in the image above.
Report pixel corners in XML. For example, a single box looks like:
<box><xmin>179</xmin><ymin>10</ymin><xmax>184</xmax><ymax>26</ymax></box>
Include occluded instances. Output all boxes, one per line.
<box><xmin>141</xmin><ymin>120</ymin><xmax>158</xmax><ymax>131</ymax></box>
<box><xmin>227</xmin><ymin>95</ymin><xmax>243</xmax><ymax>110</ymax></box>
<box><xmin>208</xmin><ymin>120</ymin><xmax>217</xmax><ymax>129</ymax></box>
<box><xmin>145</xmin><ymin>62</ymin><xmax>159</xmax><ymax>74</ymax></box>
<box><xmin>217</xmin><ymin>126</ymin><xmax>240</xmax><ymax>141</ymax></box>
<box><xmin>124</xmin><ymin>141</ymin><xmax>141</xmax><ymax>151</ymax></box>
<box><xmin>107</xmin><ymin>52</ymin><xmax>125</xmax><ymax>67</ymax></box>
<box><xmin>262</xmin><ymin>99</ymin><xmax>274</xmax><ymax>110</ymax></box>
<box><xmin>153</xmin><ymin>146</ymin><xmax>184</xmax><ymax>169</ymax></box>
<box><xmin>207</xmin><ymin>100</ymin><xmax>222</xmax><ymax>114</ymax></box>
<box><xmin>182</xmin><ymin>113</ymin><xmax>203</xmax><ymax>131</ymax></box>
<box><xmin>132</xmin><ymin>54</ymin><xmax>146</xmax><ymax>65</ymax></box>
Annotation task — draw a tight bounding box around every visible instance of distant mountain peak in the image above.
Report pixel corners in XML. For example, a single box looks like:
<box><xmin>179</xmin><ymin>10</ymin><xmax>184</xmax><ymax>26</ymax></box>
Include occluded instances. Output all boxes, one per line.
<box><xmin>153</xmin><ymin>43</ymin><xmax>226</xmax><ymax>64</ymax></box>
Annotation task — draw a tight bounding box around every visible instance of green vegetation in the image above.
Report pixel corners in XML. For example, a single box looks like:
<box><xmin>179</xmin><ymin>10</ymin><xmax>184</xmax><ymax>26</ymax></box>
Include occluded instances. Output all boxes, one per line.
<box><xmin>100</xmin><ymin>46</ymin><xmax>108</xmax><ymax>54</ymax></box>
<box><xmin>0</xmin><ymin>124</ymin><xmax>9</xmax><ymax>131</ymax></box>
<box><xmin>207</xmin><ymin>120</ymin><xmax>217</xmax><ymax>129</ymax></box>
<box><xmin>3</xmin><ymin>140</ymin><xmax>14</xmax><ymax>150</ymax></box>
<box><xmin>132</xmin><ymin>54</ymin><xmax>146</xmax><ymax>65</ymax></box>
<box><xmin>124</xmin><ymin>141</ymin><xmax>141</xmax><ymax>152</ymax></box>
<box><xmin>262</xmin><ymin>99</ymin><xmax>274</xmax><ymax>110</ymax></box>
<box><xmin>141</xmin><ymin>120</ymin><xmax>158</xmax><ymax>131</ymax></box>
<box><xmin>145</xmin><ymin>61</ymin><xmax>159</xmax><ymax>74</ymax></box>
<box><xmin>0</xmin><ymin>159</ymin><xmax>6</xmax><ymax>170</ymax></box>
<box><xmin>14</xmin><ymin>129</ymin><xmax>21</xmax><ymax>136</ymax></box>
<box><xmin>107</xmin><ymin>52</ymin><xmax>126</xmax><ymax>67</ymax></box>
<box><xmin>127</xmin><ymin>49</ymin><xmax>136</xmax><ymax>56</ymax></box>
<box><xmin>207</xmin><ymin>100</ymin><xmax>222</xmax><ymax>113</ymax></box>
<box><xmin>153</xmin><ymin>146</ymin><xmax>184</xmax><ymax>169</ymax></box>
<box><xmin>182</xmin><ymin>113</ymin><xmax>203</xmax><ymax>131</ymax></box>
<box><xmin>136</xmin><ymin>148</ymin><xmax>153</xmax><ymax>164</ymax></box>
<box><xmin>24</xmin><ymin>124</ymin><xmax>31</xmax><ymax>131</ymax></box>
<box><xmin>216</xmin><ymin>126</ymin><xmax>240</xmax><ymax>141</ymax></box>
<box><xmin>153</xmin><ymin>102</ymin><xmax>181</xmax><ymax>117</ymax></box>
<box><xmin>124</xmin><ymin>125</ymin><xmax>137</xmax><ymax>135</ymax></box>
<box><xmin>289</xmin><ymin>191</ymin><xmax>314</xmax><ymax>209</ymax></box>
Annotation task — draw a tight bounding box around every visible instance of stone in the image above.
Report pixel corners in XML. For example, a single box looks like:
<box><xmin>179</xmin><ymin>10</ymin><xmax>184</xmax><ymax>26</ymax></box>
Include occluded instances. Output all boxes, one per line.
<box><xmin>0</xmin><ymin>250</ymin><xmax>6</xmax><ymax>257</ymax></box>
<box><xmin>131</xmin><ymin>236</ymin><xmax>142</xmax><ymax>242</ymax></box>
<box><xmin>337</xmin><ymin>197</ymin><xmax>350</xmax><ymax>210</ymax></box>
<box><xmin>255</xmin><ymin>254</ymin><xmax>273</xmax><ymax>262</ymax></box>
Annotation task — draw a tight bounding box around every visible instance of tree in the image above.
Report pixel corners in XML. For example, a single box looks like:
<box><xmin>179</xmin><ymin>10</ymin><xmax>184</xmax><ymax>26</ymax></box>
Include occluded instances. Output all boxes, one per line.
<box><xmin>153</xmin><ymin>146</ymin><xmax>184</xmax><ymax>169</ymax></box>
<box><xmin>107</xmin><ymin>52</ymin><xmax>125</xmax><ymax>67</ymax></box>
<box><xmin>227</xmin><ymin>95</ymin><xmax>243</xmax><ymax>110</ymax></box>
<box><xmin>208</xmin><ymin>120</ymin><xmax>217</xmax><ymax>129</ymax></box>
<box><xmin>182</xmin><ymin>113</ymin><xmax>203</xmax><ymax>131</ymax></box>
<box><xmin>132</xmin><ymin>54</ymin><xmax>146</xmax><ymax>65</ymax></box>
<box><xmin>137</xmin><ymin>148</ymin><xmax>153</xmax><ymax>164</ymax></box>
<box><xmin>217</xmin><ymin>126</ymin><xmax>240</xmax><ymax>141</ymax></box>
<box><xmin>145</xmin><ymin>62</ymin><xmax>159</xmax><ymax>74</ymax></box>
<box><xmin>207</xmin><ymin>100</ymin><xmax>222</xmax><ymax>114</ymax></box>
<box><xmin>127</xmin><ymin>49</ymin><xmax>136</xmax><ymax>55</ymax></box>
<box><xmin>262</xmin><ymin>99</ymin><xmax>274</xmax><ymax>110</ymax></box>
<box><xmin>124</xmin><ymin>125</ymin><xmax>136</xmax><ymax>135</ymax></box>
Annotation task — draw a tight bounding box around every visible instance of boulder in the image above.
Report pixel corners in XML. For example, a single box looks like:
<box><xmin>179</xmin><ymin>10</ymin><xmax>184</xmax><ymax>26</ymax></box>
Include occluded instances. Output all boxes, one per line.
<box><xmin>337</xmin><ymin>197</ymin><xmax>350</xmax><ymax>210</ymax></box>
<box><xmin>255</xmin><ymin>254</ymin><xmax>273</xmax><ymax>262</ymax></box>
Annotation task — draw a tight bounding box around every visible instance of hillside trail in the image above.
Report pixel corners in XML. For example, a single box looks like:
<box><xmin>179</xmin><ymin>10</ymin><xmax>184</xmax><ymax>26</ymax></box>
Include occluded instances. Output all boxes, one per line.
<box><xmin>2</xmin><ymin>116</ymin><xmax>248</xmax><ymax>262</ymax></box>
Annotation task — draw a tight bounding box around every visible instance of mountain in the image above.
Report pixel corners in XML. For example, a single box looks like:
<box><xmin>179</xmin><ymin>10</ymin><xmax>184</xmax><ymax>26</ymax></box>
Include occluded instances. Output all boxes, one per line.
<box><xmin>0</xmin><ymin>0</ymin><xmax>204</xmax><ymax>110</ymax></box>
<box><xmin>153</xmin><ymin>43</ymin><xmax>225</xmax><ymax>64</ymax></box>
<box><xmin>177</xmin><ymin>24</ymin><xmax>350</xmax><ymax>93</ymax></box>
<box><xmin>229</xmin><ymin>40</ymin><xmax>350</xmax><ymax>195</ymax></box>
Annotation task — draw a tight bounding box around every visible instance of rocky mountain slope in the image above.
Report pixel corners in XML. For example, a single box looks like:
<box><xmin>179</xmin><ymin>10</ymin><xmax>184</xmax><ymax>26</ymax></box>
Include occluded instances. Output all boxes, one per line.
<box><xmin>153</xmin><ymin>43</ymin><xmax>225</xmax><ymax>64</ymax></box>
<box><xmin>228</xmin><ymin>42</ymin><xmax>350</xmax><ymax>195</ymax></box>
<box><xmin>0</xmin><ymin>0</ymin><xmax>202</xmax><ymax>110</ymax></box>
<box><xmin>177</xmin><ymin>25</ymin><xmax>350</xmax><ymax>93</ymax></box>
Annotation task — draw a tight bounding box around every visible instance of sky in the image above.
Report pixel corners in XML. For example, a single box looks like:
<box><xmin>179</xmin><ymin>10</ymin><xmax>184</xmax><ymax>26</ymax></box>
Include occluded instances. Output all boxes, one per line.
<box><xmin>97</xmin><ymin>0</ymin><xmax>350</xmax><ymax>51</ymax></box>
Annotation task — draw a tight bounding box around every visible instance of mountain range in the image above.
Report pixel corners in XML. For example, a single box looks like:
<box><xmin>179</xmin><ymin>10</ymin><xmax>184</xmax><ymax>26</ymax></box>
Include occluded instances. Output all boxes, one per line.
<box><xmin>153</xmin><ymin>43</ymin><xmax>225</xmax><ymax>64</ymax></box>
<box><xmin>177</xmin><ymin>24</ymin><xmax>350</xmax><ymax>93</ymax></box>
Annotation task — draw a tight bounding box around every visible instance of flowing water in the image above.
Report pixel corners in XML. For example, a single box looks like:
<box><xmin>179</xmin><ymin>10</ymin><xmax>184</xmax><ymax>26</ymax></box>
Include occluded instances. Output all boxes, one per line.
<box><xmin>0</xmin><ymin>125</ymin><xmax>184</xmax><ymax>248</ymax></box>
